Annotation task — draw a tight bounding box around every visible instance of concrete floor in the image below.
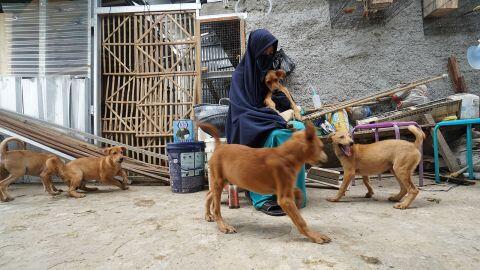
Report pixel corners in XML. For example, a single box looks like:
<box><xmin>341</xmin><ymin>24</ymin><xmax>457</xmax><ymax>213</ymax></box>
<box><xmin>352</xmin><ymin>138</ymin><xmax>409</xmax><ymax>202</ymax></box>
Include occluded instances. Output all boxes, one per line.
<box><xmin>1</xmin><ymin>179</ymin><xmax>479</xmax><ymax>270</ymax></box>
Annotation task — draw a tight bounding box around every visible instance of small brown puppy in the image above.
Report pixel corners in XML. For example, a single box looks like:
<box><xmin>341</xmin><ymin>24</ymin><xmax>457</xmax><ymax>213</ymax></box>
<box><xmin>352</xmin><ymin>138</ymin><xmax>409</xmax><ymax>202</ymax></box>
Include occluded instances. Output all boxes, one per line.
<box><xmin>264</xmin><ymin>69</ymin><xmax>302</xmax><ymax>120</ymax></box>
<box><xmin>327</xmin><ymin>125</ymin><xmax>425</xmax><ymax>209</ymax></box>
<box><xmin>199</xmin><ymin>122</ymin><xmax>331</xmax><ymax>244</ymax></box>
<box><xmin>61</xmin><ymin>146</ymin><xmax>129</xmax><ymax>198</ymax></box>
<box><xmin>0</xmin><ymin>137</ymin><xmax>64</xmax><ymax>202</ymax></box>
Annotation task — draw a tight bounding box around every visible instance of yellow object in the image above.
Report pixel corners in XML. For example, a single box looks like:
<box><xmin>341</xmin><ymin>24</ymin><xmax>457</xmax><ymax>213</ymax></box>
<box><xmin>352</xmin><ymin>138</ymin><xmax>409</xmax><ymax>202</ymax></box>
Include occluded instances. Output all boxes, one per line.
<box><xmin>327</xmin><ymin>109</ymin><xmax>350</xmax><ymax>133</ymax></box>
<box><xmin>442</xmin><ymin>115</ymin><xmax>458</xmax><ymax>121</ymax></box>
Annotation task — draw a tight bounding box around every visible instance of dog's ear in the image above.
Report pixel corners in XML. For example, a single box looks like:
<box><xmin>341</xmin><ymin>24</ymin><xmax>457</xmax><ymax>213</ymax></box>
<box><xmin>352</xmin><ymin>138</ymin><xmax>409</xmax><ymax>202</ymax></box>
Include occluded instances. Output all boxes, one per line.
<box><xmin>305</xmin><ymin>121</ymin><xmax>316</xmax><ymax>141</ymax></box>
<box><xmin>265</xmin><ymin>77</ymin><xmax>271</xmax><ymax>87</ymax></box>
<box><xmin>103</xmin><ymin>147</ymin><xmax>111</xmax><ymax>155</ymax></box>
<box><xmin>326</xmin><ymin>133</ymin><xmax>334</xmax><ymax>143</ymax></box>
<box><xmin>276</xmin><ymin>69</ymin><xmax>286</xmax><ymax>79</ymax></box>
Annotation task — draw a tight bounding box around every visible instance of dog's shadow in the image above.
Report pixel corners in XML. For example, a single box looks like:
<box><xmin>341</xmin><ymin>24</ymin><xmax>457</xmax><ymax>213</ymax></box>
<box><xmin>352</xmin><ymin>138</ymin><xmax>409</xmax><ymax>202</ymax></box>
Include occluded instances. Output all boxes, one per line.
<box><xmin>230</xmin><ymin>221</ymin><xmax>333</xmax><ymax>243</ymax></box>
<box><xmin>79</xmin><ymin>188</ymin><xmax>127</xmax><ymax>194</ymax></box>
<box><xmin>233</xmin><ymin>221</ymin><xmax>293</xmax><ymax>239</ymax></box>
<box><xmin>54</xmin><ymin>187</ymin><xmax>129</xmax><ymax>196</ymax></box>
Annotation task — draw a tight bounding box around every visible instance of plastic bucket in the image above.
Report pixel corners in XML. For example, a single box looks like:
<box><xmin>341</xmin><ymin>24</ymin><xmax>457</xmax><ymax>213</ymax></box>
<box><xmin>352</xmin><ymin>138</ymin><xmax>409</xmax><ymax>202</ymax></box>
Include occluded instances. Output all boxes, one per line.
<box><xmin>449</xmin><ymin>94</ymin><xmax>480</xmax><ymax>119</ymax></box>
<box><xmin>167</xmin><ymin>142</ymin><xmax>206</xmax><ymax>193</ymax></box>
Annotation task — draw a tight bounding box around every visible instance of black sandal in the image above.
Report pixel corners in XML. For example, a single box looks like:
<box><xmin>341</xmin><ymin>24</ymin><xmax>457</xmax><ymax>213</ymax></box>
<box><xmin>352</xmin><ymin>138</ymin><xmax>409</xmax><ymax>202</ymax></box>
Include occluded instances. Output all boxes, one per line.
<box><xmin>258</xmin><ymin>200</ymin><xmax>286</xmax><ymax>216</ymax></box>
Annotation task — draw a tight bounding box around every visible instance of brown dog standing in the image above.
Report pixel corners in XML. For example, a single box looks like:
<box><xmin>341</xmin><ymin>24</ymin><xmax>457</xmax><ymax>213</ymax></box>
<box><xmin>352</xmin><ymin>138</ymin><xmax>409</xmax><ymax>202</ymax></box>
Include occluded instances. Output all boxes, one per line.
<box><xmin>0</xmin><ymin>137</ymin><xmax>64</xmax><ymax>202</ymax></box>
<box><xmin>199</xmin><ymin>122</ymin><xmax>331</xmax><ymax>244</ymax></box>
<box><xmin>60</xmin><ymin>146</ymin><xmax>129</xmax><ymax>198</ymax></box>
<box><xmin>327</xmin><ymin>125</ymin><xmax>425</xmax><ymax>209</ymax></box>
<box><xmin>264</xmin><ymin>69</ymin><xmax>302</xmax><ymax>120</ymax></box>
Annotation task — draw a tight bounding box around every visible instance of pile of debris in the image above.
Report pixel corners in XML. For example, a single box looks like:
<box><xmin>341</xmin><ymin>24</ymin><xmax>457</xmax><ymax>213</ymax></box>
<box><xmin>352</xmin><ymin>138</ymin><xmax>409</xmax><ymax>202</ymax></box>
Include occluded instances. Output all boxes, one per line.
<box><xmin>302</xmin><ymin>66</ymin><xmax>479</xmax><ymax>188</ymax></box>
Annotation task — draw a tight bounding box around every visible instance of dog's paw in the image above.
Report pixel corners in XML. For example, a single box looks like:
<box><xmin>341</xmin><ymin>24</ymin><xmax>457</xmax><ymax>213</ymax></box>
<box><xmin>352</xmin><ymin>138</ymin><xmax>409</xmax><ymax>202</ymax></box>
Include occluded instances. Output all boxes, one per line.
<box><xmin>220</xmin><ymin>225</ymin><xmax>237</xmax><ymax>234</ymax></box>
<box><xmin>326</xmin><ymin>197</ymin><xmax>339</xmax><ymax>202</ymax></box>
<box><xmin>393</xmin><ymin>203</ymin><xmax>408</xmax><ymax>210</ymax></box>
<box><xmin>70</xmin><ymin>193</ymin><xmax>86</xmax><ymax>198</ymax></box>
<box><xmin>388</xmin><ymin>196</ymin><xmax>401</xmax><ymax>202</ymax></box>
<box><xmin>365</xmin><ymin>192</ymin><xmax>374</xmax><ymax>198</ymax></box>
<box><xmin>121</xmin><ymin>186</ymin><xmax>129</xmax><ymax>190</ymax></box>
<box><xmin>1</xmin><ymin>196</ymin><xmax>14</xmax><ymax>202</ymax></box>
<box><xmin>205</xmin><ymin>214</ymin><xmax>215</xmax><ymax>222</ymax></box>
<box><xmin>309</xmin><ymin>232</ymin><xmax>331</xmax><ymax>244</ymax></box>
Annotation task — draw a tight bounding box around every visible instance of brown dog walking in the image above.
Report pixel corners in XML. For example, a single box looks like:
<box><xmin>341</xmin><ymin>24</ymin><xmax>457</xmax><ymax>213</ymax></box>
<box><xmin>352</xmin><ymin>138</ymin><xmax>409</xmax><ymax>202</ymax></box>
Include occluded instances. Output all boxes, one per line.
<box><xmin>198</xmin><ymin>122</ymin><xmax>331</xmax><ymax>244</ymax></box>
<box><xmin>328</xmin><ymin>125</ymin><xmax>425</xmax><ymax>209</ymax></box>
<box><xmin>0</xmin><ymin>137</ymin><xmax>64</xmax><ymax>202</ymax></box>
<box><xmin>59</xmin><ymin>146</ymin><xmax>129</xmax><ymax>198</ymax></box>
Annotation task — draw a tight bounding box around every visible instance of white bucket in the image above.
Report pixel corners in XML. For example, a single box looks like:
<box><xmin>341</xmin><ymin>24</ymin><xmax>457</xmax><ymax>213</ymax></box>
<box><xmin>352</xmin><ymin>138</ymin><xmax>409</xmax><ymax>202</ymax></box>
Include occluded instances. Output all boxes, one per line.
<box><xmin>448</xmin><ymin>94</ymin><xmax>480</xmax><ymax>119</ymax></box>
<box><xmin>199</xmin><ymin>128</ymin><xmax>226</xmax><ymax>185</ymax></box>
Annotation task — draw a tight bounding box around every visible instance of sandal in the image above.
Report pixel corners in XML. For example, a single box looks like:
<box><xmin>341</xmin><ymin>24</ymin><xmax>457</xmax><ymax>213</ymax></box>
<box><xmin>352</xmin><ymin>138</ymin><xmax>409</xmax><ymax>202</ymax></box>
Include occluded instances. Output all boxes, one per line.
<box><xmin>258</xmin><ymin>200</ymin><xmax>286</xmax><ymax>216</ymax></box>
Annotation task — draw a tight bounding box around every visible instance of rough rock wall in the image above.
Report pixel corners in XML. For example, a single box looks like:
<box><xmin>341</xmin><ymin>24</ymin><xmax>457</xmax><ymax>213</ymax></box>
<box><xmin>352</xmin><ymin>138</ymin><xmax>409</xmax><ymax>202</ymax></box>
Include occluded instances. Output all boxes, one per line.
<box><xmin>239</xmin><ymin>0</ymin><xmax>480</xmax><ymax>109</ymax></box>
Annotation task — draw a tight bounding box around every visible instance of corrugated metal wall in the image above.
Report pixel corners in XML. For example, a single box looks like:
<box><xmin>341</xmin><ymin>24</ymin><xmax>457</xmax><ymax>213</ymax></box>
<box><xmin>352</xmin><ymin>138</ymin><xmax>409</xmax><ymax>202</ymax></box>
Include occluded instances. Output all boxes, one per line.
<box><xmin>0</xmin><ymin>0</ymin><xmax>91</xmax><ymax>133</ymax></box>
<box><xmin>0</xmin><ymin>0</ymin><xmax>91</xmax><ymax>183</ymax></box>
<box><xmin>1</xmin><ymin>1</ymin><xmax>89</xmax><ymax>76</ymax></box>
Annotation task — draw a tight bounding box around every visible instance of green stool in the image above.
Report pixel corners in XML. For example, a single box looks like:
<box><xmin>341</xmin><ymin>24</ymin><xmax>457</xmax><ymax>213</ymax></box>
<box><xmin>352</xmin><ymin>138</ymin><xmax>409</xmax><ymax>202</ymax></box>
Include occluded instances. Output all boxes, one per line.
<box><xmin>433</xmin><ymin>118</ymin><xmax>480</xmax><ymax>183</ymax></box>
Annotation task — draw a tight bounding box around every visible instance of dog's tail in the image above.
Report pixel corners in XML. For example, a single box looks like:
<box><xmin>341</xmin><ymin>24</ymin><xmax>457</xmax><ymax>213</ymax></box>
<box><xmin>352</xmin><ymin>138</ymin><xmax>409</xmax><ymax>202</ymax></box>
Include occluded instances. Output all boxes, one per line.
<box><xmin>0</xmin><ymin>137</ymin><xmax>26</xmax><ymax>159</ymax></box>
<box><xmin>407</xmin><ymin>125</ymin><xmax>426</xmax><ymax>148</ymax></box>
<box><xmin>46</xmin><ymin>156</ymin><xmax>66</xmax><ymax>176</ymax></box>
<box><xmin>196</xmin><ymin>122</ymin><xmax>222</xmax><ymax>147</ymax></box>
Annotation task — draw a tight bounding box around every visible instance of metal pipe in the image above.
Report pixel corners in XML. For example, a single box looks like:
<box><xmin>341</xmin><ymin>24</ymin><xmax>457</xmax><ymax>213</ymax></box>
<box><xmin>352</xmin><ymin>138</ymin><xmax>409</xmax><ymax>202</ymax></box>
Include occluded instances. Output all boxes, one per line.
<box><xmin>95</xmin><ymin>3</ymin><xmax>201</xmax><ymax>15</ymax></box>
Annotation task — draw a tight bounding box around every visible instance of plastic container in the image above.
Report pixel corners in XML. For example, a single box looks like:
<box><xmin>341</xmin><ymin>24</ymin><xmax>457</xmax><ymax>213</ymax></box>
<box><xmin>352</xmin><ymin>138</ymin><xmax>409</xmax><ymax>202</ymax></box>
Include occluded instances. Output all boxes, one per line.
<box><xmin>204</xmin><ymin>136</ymin><xmax>227</xmax><ymax>185</ymax></box>
<box><xmin>167</xmin><ymin>142</ymin><xmax>205</xmax><ymax>193</ymax></box>
<box><xmin>327</xmin><ymin>109</ymin><xmax>350</xmax><ymax>133</ymax></box>
<box><xmin>194</xmin><ymin>103</ymin><xmax>228</xmax><ymax>137</ymax></box>
<box><xmin>311</xmin><ymin>88</ymin><xmax>322</xmax><ymax>110</ymax></box>
<box><xmin>350</xmin><ymin>106</ymin><xmax>372</xmax><ymax>121</ymax></box>
<box><xmin>448</xmin><ymin>94</ymin><xmax>480</xmax><ymax>119</ymax></box>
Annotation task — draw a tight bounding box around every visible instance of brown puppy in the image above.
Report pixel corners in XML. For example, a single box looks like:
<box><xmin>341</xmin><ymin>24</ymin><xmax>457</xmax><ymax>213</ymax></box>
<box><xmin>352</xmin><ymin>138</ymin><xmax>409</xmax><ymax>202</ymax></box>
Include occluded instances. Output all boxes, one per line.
<box><xmin>264</xmin><ymin>69</ymin><xmax>302</xmax><ymax>120</ymax></box>
<box><xmin>327</xmin><ymin>125</ymin><xmax>425</xmax><ymax>209</ymax></box>
<box><xmin>0</xmin><ymin>137</ymin><xmax>64</xmax><ymax>202</ymax></box>
<box><xmin>60</xmin><ymin>146</ymin><xmax>129</xmax><ymax>198</ymax></box>
<box><xmin>199</xmin><ymin>122</ymin><xmax>331</xmax><ymax>244</ymax></box>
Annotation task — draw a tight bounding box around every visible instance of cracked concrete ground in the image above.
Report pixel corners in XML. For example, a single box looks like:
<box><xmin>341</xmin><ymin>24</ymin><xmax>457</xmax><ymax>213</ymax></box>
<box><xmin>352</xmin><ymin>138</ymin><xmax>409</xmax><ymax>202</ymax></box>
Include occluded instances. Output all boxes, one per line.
<box><xmin>1</xmin><ymin>178</ymin><xmax>479</xmax><ymax>270</ymax></box>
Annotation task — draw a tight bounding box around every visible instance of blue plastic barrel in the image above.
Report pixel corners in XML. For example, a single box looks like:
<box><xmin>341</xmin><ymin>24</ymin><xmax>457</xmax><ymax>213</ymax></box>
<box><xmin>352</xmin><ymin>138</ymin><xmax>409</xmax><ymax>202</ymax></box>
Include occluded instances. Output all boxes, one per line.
<box><xmin>167</xmin><ymin>142</ymin><xmax>206</xmax><ymax>193</ymax></box>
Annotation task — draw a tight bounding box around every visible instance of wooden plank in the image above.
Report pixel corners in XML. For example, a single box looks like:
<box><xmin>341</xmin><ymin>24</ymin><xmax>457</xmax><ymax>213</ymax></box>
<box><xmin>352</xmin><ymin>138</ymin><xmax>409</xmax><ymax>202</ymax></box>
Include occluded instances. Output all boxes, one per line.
<box><xmin>240</xmin><ymin>18</ymin><xmax>246</xmax><ymax>57</ymax></box>
<box><xmin>306</xmin><ymin>178</ymin><xmax>341</xmax><ymax>189</ymax></box>
<box><xmin>195</xmin><ymin>11</ymin><xmax>202</xmax><ymax>105</ymax></box>
<box><xmin>369</xmin><ymin>0</ymin><xmax>393</xmax><ymax>10</ymax></box>
<box><xmin>423</xmin><ymin>114</ymin><xmax>461</xmax><ymax>172</ymax></box>
<box><xmin>423</xmin><ymin>0</ymin><xmax>458</xmax><ymax>18</ymax></box>
<box><xmin>307</xmin><ymin>167</ymin><xmax>341</xmax><ymax>179</ymax></box>
<box><xmin>447</xmin><ymin>55</ymin><xmax>467</xmax><ymax>93</ymax></box>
